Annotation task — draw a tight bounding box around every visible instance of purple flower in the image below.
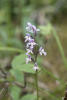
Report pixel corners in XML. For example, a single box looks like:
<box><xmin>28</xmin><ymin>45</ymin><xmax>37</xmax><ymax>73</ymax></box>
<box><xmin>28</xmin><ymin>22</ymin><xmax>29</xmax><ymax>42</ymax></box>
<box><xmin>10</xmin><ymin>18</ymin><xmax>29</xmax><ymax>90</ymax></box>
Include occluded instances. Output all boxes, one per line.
<box><xmin>39</xmin><ymin>47</ymin><xmax>47</xmax><ymax>56</ymax></box>
<box><xmin>26</xmin><ymin>49</ymin><xmax>33</xmax><ymax>55</ymax></box>
<box><xmin>25</xmin><ymin>33</ymin><xmax>31</xmax><ymax>42</ymax></box>
<box><xmin>26</xmin><ymin>39</ymin><xmax>37</xmax><ymax>49</ymax></box>
<box><xmin>33</xmin><ymin>63</ymin><xmax>39</xmax><ymax>71</ymax></box>
<box><xmin>26</xmin><ymin>22</ymin><xmax>40</xmax><ymax>35</ymax></box>
<box><xmin>25</xmin><ymin>22</ymin><xmax>47</xmax><ymax>68</ymax></box>
<box><xmin>26</xmin><ymin>22</ymin><xmax>33</xmax><ymax>33</ymax></box>
<box><xmin>32</xmin><ymin>25</ymin><xmax>40</xmax><ymax>35</ymax></box>
<box><xmin>26</xmin><ymin>55</ymin><xmax>31</xmax><ymax>64</ymax></box>
<box><xmin>26</xmin><ymin>40</ymin><xmax>37</xmax><ymax>55</ymax></box>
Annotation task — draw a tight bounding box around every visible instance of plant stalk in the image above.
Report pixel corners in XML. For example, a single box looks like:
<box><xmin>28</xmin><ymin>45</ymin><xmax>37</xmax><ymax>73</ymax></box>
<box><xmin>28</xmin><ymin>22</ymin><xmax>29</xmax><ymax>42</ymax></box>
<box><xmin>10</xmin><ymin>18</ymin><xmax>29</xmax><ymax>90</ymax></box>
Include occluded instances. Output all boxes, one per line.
<box><xmin>35</xmin><ymin>70</ymin><xmax>39</xmax><ymax>100</ymax></box>
<box><xmin>53</xmin><ymin>29</ymin><xmax>67</xmax><ymax>68</ymax></box>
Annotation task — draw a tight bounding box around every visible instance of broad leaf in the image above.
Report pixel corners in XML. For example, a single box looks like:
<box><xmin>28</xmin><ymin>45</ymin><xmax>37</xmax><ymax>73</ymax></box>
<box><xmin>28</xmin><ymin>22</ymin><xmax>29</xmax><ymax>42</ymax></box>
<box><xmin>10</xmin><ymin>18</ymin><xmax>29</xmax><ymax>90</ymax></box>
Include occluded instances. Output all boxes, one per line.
<box><xmin>12</xmin><ymin>54</ymin><xmax>35</xmax><ymax>74</ymax></box>
<box><xmin>10</xmin><ymin>69</ymin><xmax>24</xmax><ymax>83</ymax></box>
<box><xmin>21</xmin><ymin>94</ymin><xmax>36</xmax><ymax>100</ymax></box>
<box><xmin>10</xmin><ymin>85</ymin><xmax>21</xmax><ymax>100</ymax></box>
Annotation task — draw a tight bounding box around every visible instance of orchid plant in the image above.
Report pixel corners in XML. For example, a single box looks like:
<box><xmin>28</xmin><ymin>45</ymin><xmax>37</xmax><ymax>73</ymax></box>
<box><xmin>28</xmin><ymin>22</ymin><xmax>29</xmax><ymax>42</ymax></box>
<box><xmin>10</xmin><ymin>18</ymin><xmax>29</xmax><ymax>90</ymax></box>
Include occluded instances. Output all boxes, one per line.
<box><xmin>25</xmin><ymin>22</ymin><xmax>47</xmax><ymax>100</ymax></box>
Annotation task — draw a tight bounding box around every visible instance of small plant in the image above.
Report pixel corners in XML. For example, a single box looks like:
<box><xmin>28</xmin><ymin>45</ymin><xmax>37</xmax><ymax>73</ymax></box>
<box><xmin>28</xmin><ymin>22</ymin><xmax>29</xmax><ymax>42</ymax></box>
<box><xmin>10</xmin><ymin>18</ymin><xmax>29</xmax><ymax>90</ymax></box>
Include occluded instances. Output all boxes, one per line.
<box><xmin>25</xmin><ymin>22</ymin><xmax>47</xmax><ymax>100</ymax></box>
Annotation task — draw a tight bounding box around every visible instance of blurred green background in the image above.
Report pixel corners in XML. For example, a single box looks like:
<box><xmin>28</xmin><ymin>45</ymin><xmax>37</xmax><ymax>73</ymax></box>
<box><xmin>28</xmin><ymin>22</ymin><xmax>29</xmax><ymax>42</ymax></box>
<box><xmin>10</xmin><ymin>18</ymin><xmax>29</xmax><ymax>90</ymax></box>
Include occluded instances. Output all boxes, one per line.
<box><xmin>0</xmin><ymin>0</ymin><xmax>67</xmax><ymax>100</ymax></box>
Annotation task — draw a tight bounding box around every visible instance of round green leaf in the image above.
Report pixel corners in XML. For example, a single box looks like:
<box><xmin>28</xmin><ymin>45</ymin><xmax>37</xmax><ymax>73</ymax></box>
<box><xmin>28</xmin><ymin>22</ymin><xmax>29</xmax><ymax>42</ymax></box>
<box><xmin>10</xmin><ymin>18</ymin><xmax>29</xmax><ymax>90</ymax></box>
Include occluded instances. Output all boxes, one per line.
<box><xmin>12</xmin><ymin>54</ymin><xmax>35</xmax><ymax>74</ymax></box>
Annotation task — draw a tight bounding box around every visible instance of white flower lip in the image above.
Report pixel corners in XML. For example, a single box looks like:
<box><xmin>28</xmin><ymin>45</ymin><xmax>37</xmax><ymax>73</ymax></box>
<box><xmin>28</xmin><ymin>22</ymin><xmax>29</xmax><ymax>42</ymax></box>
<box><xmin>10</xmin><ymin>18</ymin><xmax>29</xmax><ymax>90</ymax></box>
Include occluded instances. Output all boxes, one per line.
<box><xmin>33</xmin><ymin>63</ymin><xmax>39</xmax><ymax>71</ymax></box>
<box><xmin>33</xmin><ymin>66</ymin><xmax>39</xmax><ymax>71</ymax></box>
<box><xmin>39</xmin><ymin>47</ymin><xmax>47</xmax><ymax>56</ymax></box>
<box><xmin>26</xmin><ymin>55</ymin><xmax>31</xmax><ymax>64</ymax></box>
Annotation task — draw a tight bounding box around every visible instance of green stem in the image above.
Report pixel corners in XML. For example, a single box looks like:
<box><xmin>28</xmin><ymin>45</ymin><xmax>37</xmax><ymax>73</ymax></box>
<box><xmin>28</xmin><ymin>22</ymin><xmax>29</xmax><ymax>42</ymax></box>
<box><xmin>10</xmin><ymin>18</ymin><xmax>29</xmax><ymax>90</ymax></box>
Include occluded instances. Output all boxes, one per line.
<box><xmin>35</xmin><ymin>70</ymin><xmax>39</xmax><ymax>100</ymax></box>
<box><xmin>53</xmin><ymin>29</ymin><xmax>67</xmax><ymax>68</ymax></box>
<box><xmin>53</xmin><ymin>31</ymin><xmax>67</xmax><ymax>68</ymax></box>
